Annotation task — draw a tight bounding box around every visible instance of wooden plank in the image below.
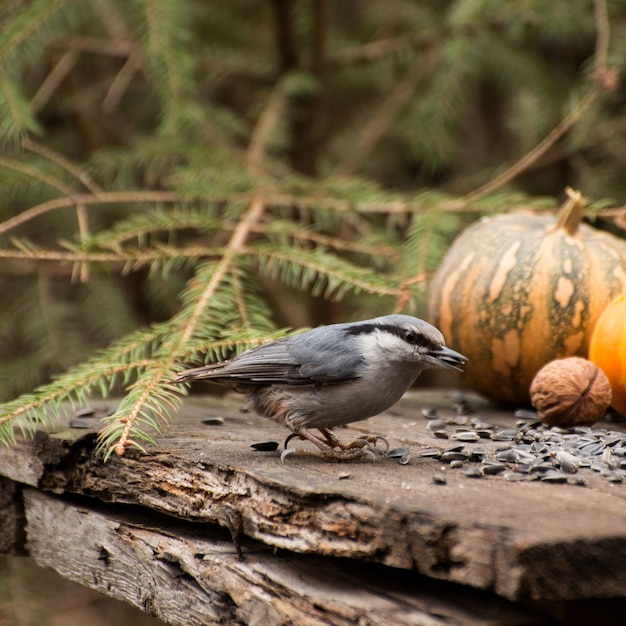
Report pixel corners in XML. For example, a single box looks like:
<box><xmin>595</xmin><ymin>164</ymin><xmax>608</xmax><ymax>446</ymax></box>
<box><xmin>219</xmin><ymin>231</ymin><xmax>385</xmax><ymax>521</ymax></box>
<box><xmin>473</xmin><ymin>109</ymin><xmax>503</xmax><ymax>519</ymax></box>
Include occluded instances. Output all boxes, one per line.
<box><xmin>0</xmin><ymin>477</ymin><xmax>25</xmax><ymax>554</ymax></box>
<box><xmin>1</xmin><ymin>392</ymin><xmax>626</xmax><ymax>602</ymax></box>
<box><xmin>24</xmin><ymin>488</ymin><xmax>549</xmax><ymax>626</ymax></box>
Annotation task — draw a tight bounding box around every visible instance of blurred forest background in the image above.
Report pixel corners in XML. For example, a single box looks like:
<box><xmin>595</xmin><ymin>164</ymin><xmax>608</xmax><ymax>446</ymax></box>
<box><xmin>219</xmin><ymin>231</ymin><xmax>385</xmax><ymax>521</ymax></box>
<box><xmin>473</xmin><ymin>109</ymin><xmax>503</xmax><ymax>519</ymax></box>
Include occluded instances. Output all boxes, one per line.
<box><xmin>1</xmin><ymin>0</ymin><xmax>626</xmax><ymax>624</ymax></box>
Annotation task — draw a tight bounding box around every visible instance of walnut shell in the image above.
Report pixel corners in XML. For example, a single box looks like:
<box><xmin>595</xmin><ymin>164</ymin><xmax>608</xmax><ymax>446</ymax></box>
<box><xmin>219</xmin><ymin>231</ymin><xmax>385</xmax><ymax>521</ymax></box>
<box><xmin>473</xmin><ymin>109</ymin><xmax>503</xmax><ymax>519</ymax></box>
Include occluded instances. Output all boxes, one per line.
<box><xmin>530</xmin><ymin>357</ymin><xmax>612</xmax><ymax>427</ymax></box>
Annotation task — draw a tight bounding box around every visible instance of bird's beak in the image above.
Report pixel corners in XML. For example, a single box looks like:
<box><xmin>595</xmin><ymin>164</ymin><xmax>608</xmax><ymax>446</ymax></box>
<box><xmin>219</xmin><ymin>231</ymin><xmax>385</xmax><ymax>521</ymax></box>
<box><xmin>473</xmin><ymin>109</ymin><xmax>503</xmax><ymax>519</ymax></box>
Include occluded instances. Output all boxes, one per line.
<box><xmin>426</xmin><ymin>346</ymin><xmax>467</xmax><ymax>372</ymax></box>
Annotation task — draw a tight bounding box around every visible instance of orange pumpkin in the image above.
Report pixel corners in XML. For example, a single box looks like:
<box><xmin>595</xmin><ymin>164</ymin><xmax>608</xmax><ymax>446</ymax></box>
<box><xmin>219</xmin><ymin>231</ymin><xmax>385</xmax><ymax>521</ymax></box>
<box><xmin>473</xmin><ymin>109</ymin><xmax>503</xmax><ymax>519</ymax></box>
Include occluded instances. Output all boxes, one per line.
<box><xmin>589</xmin><ymin>293</ymin><xmax>626</xmax><ymax>417</ymax></box>
<box><xmin>427</xmin><ymin>189</ymin><xmax>626</xmax><ymax>405</ymax></box>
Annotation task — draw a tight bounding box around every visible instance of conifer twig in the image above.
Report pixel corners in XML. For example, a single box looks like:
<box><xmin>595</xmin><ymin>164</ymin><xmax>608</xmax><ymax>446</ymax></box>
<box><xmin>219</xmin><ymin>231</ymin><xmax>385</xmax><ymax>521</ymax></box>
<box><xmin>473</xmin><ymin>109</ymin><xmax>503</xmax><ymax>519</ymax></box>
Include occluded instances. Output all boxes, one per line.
<box><xmin>0</xmin><ymin>190</ymin><xmax>178</xmax><ymax>236</ymax></box>
<box><xmin>460</xmin><ymin>0</ymin><xmax>613</xmax><ymax>204</ymax></box>
<box><xmin>110</xmin><ymin>195</ymin><xmax>267</xmax><ymax>456</ymax></box>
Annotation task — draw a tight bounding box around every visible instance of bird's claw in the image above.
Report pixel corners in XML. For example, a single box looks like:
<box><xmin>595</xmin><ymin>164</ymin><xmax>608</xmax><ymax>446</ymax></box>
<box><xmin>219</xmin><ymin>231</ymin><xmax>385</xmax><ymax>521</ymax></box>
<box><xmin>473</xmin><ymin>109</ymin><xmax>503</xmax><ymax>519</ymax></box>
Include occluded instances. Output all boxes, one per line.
<box><xmin>280</xmin><ymin>429</ymin><xmax>389</xmax><ymax>462</ymax></box>
<box><xmin>280</xmin><ymin>445</ymin><xmax>379</xmax><ymax>463</ymax></box>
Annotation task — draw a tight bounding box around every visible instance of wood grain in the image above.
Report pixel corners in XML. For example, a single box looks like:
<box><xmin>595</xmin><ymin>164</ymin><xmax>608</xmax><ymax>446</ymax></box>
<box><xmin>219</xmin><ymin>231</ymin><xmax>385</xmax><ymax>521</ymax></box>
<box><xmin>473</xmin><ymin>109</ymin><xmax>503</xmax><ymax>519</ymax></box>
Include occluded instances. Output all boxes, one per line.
<box><xmin>2</xmin><ymin>392</ymin><xmax>626</xmax><ymax>611</ymax></box>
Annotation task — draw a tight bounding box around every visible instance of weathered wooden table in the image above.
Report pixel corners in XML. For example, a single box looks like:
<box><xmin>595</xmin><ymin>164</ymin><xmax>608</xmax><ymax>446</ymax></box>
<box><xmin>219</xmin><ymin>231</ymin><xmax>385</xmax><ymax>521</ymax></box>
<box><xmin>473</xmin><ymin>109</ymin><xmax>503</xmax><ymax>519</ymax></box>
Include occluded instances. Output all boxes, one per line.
<box><xmin>1</xmin><ymin>390</ymin><xmax>625</xmax><ymax>625</ymax></box>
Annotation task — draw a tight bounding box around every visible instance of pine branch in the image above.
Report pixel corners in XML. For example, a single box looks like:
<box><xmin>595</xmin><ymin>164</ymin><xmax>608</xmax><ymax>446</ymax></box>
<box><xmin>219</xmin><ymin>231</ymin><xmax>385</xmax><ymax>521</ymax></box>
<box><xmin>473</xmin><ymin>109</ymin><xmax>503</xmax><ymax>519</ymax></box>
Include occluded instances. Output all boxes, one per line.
<box><xmin>249</xmin><ymin>243</ymin><xmax>402</xmax><ymax>300</ymax></box>
<box><xmin>98</xmin><ymin>195</ymin><xmax>267</xmax><ymax>458</ymax></box>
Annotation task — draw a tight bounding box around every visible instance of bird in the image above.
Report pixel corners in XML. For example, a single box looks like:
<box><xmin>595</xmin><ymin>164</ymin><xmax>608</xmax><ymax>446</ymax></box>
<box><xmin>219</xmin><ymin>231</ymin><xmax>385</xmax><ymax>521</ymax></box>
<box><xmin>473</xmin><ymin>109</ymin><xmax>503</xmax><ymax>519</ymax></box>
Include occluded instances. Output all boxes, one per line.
<box><xmin>176</xmin><ymin>314</ymin><xmax>467</xmax><ymax>461</ymax></box>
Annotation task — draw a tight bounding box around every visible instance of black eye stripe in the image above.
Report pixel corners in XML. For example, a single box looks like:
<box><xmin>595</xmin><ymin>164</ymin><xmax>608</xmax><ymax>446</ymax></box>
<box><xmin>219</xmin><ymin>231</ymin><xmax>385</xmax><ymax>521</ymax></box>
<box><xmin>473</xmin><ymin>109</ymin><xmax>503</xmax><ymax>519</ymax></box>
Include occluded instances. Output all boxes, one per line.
<box><xmin>345</xmin><ymin>323</ymin><xmax>439</xmax><ymax>350</ymax></box>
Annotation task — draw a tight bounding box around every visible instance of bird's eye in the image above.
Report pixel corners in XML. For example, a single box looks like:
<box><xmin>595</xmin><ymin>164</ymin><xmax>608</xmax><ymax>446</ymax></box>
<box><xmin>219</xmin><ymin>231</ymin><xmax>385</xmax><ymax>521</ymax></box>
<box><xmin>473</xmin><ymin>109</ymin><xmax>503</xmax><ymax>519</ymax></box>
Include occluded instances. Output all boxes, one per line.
<box><xmin>404</xmin><ymin>329</ymin><xmax>418</xmax><ymax>344</ymax></box>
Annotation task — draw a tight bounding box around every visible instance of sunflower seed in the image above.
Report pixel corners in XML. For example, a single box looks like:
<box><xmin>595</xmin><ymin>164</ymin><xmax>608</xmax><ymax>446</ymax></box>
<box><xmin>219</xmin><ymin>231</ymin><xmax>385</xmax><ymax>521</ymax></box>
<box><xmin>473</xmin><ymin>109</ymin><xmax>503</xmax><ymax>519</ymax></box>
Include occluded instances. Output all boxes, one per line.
<box><xmin>553</xmin><ymin>451</ymin><xmax>580</xmax><ymax>473</ymax></box>
<box><xmin>418</xmin><ymin>448</ymin><xmax>442</xmax><ymax>459</ymax></box>
<box><xmin>453</xmin><ymin>431</ymin><xmax>480</xmax><ymax>442</ymax></box>
<box><xmin>201</xmin><ymin>416</ymin><xmax>225</xmax><ymax>426</ymax></box>
<box><xmin>504</xmin><ymin>472</ymin><xmax>528</xmax><ymax>482</ymax></box>
<box><xmin>432</xmin><ymin>473</ymin><xmax>447</xmax><ymax>485</ymax></box>
<box><xmin>69</xmin><ymin>419</ymin><xmax>91</xmax><ymax>429</ymax></box>
<box><xmin>491</xmin><ymin>429</ymin><xmax>518</xmax><ymax>441</ymax></box>
<box><xmin>441</xmin><ymin>451</ymin><xmax>468</xmax><ymax>463</ymax></box>
<box><xmin>482</xmin><ymin>462</ymin><xmax>506</xmax><ymax>475</ymax></box>
<box><xmin>469</xmin><ymin>448</ymin><xmax>486</xmax><ymax>462</ymax></box>
<box><xmin>540</xmin><ymin>470</ymin><xmax>568</xmax><ymax>483</ymax></box>
<box><xmin>463</xmin><ymin>466</ymin><xmax>483</xmax><ymax>478</ymax></box>
<box><xmin>387</xmin><ymin>447</ymin><xmax>411</xmax><ymax>459</ymax></box>
<box><xmin>251</xmin><ymin>441</ymin><xmax>279</xmax><ymax>452</ymax></box>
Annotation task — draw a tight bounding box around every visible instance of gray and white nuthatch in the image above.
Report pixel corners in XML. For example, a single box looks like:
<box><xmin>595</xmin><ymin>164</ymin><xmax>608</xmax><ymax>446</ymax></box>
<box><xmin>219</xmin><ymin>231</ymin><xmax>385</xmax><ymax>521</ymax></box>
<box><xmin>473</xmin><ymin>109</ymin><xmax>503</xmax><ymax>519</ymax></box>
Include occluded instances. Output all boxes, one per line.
<box><xmin>176</xmin><ymin>314</ymin><xmax>467</xmax><ymax>460</ymax></box>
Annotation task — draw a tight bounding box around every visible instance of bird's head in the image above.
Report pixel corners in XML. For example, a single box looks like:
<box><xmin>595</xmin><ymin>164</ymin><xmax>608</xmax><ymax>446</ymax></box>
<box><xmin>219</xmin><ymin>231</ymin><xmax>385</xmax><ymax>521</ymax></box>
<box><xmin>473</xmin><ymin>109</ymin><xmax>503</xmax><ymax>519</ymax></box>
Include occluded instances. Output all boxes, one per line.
<box><xmin>347</xmin><ymin>314</ymin><xmax>467</xmax><ymax>372</ymax></box>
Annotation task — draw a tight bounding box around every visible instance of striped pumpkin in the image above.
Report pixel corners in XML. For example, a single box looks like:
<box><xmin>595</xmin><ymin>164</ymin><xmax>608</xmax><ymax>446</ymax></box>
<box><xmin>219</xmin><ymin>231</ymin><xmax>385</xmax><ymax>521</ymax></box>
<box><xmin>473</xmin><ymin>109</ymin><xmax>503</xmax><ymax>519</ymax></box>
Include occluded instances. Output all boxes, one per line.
<box><xmin>427</xmin><ymin>189</ymin><xmax>626</xmax><ymax>405</ymax></box>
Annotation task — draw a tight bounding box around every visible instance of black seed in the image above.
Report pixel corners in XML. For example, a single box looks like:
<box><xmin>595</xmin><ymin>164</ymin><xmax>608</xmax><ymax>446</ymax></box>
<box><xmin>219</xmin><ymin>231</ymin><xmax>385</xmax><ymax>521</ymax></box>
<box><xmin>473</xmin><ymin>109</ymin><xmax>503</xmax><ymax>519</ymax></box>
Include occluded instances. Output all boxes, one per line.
<box><xmin>251</xmin><ymin>441</ymin><xmax>279</xmax><ymax>452</ymax></box>
<box><xmin>433</xmin><ymin>430</ymin><xmax>449</xmax><ymax>439</ymax></box>
<box><xmin>504</xmin><ymin>472</ymin><xmax>528</xmax><ymax>482</ymax></box>
<box><xmin>603</xmin><ymin>435</ymin><xmax>622</xmax><ymax>447</ymax></box>
<box><xmin>540</xmin><ymin>470</ymin><xmax>568</xmax><ymax>483</ymax></box>
<box><xmin>446</xmin><ymin>415</ymin><xmax>468</xmax><ymax>425</ymax></box>
<box><xmin>69</xmin><ymin>419</ymin><xmax>91</xmax><ymax>429</ymax></box>
<box><xmin>553</xmin><ymin>451</ymin><xmax>580</xmax><ymax>473</ymax></box>
<box><xmin>476</xmin><ymin>430</ymin><xmax>493</xmax><ymax>439</ymax></box>
<box><xmin>388</xmin><ymin>447</ymin><xmax>411</xmax><ymax>458</ymax></box>
<box><xmin>469</xmin><ymin>449</ymin><xmax>486</xmax><ymax>462</ymax></box>
<box><xmin>453</xmin><ymin>431</ymin><xmax>480</xmax><ymax>442</ymax></box>
<box><xmin>441</xmin><ymin>451</ymin><xmax>468</xmax><ymax>463</ymax></box>
<box><xmin>491</xmin><ymin>430</ymin><xmax>517</xmax><ymax>441</ymax></box>
<box><xmin>418</xmin><ymin>448</ymin><xmax>442</xmax><ymax>459</ymax></box>
<box><xmin>201</xmin><ymin>416</ymin><xmax>225</xmax><ymax>426</ymax></box>
<box><xmin>75</xmin><ymin>407</ymin><xmax>96</xmax><ymax>417</ymax></box>
<box><xmin>421</xmin><ymin>407</ymin><xmax>438</xmax><ymax>419</ymax></box>
<box><xmin>463</xmin><ymin>466</ymin><xmax>483</xmax><ymax>478</ymax></box>
<box><xmin>427</xmin><ymin>419</ymin><xmax>447</xmax><ymax>431</ymax></box>
<box><xmin>482</xmin><ymin>462</ymin><xmax>506</xmax><ymax>475</ymax></box>
<box><xmin>432</xmin><ymin>473</ymin><xmax>447</xmax><ymax>485</ymax></box>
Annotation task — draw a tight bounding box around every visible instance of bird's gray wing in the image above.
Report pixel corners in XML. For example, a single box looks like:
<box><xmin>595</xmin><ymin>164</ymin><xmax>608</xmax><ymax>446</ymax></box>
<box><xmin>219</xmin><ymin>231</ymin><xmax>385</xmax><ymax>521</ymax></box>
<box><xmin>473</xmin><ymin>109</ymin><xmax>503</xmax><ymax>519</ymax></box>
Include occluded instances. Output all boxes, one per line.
<box><xmin>177</xmin><ymin>327</ymin><xmax>364</xmax><ymax>386</ymax></box>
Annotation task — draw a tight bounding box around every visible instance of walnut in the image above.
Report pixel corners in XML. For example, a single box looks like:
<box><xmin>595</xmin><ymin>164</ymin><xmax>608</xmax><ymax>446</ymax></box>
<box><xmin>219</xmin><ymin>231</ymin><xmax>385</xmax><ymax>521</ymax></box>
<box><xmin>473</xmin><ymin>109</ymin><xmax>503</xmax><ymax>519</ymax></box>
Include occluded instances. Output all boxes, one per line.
<box><xmin>530</xmin><ymin>357</ymin><xmax>612</xmax><ymax>427</ymax></box>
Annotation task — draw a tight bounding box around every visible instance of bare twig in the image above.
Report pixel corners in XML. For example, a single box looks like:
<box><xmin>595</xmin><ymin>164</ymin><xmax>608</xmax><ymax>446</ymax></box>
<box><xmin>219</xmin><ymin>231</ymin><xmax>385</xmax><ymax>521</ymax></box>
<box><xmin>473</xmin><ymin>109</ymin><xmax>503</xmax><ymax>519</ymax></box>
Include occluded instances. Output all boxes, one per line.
<box><xmin>30</xmin><ymin>50</ymin><xmax>79</xmax><ymax>113</ymax></box>
<box><xmin>460</xmin><ymin>0</ymin><xmax>613</xmax><ymax>204</ymax></box>
<box><xmin>102</xmin><ymin>49</ymin><xmax>144</xmax><ymax>113</ymax></box>
<box><xmin>23</xmin><ymin>138</ymin><xmax>103</xmax><ymax>193</ymax></box>
<box><xmin>246</xmin><ymin>85</ymin><xmax>288</xmax><ymax>176</ymax></box>
<box><xmin>0</xmin><ymin>155</ymin><xmax>75</xmax><ymax>196</ymax></box>
<box><xmin>460</xmin><ymin>90</ymin><xmax>599</xmax><ymax>204</ymax></box>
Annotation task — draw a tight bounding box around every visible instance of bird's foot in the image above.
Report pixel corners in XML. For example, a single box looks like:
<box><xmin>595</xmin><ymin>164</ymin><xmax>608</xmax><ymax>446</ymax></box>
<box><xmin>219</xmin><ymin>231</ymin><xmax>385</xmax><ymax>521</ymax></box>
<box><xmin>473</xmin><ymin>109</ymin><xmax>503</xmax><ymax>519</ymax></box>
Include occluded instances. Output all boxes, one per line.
<box><xmin>281</xmin><ymin>428</ymin><xmax>389</xmax><ymax>463</ymax></box>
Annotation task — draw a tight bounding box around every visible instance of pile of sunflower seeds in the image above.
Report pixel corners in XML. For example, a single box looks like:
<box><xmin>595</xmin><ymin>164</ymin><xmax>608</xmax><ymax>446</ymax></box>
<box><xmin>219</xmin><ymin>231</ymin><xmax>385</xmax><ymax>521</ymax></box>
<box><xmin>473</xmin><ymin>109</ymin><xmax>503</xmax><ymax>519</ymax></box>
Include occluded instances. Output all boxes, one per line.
<box><xmin>418</xmin><ymin>404</ymin><xmax>626</xmax><ymax>486</ymax></box>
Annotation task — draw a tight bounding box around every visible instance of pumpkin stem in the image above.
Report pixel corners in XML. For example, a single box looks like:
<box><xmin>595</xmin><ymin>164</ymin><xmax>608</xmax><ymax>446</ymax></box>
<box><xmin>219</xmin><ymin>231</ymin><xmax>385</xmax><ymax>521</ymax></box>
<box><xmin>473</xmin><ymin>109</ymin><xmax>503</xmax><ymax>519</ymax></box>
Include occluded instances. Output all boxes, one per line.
<box><xmin>553</xmin><ymin>187</ymin><xmax>585</xmax><ymax>236</ymax></box>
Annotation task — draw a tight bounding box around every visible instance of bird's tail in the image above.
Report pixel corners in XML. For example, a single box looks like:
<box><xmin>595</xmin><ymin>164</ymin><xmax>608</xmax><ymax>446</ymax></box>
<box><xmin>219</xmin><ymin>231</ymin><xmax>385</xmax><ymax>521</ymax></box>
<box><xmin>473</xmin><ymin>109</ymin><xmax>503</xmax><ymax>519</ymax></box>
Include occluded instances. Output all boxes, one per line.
<box><xmin>175</xmin><ymin>361</ymin><xmax>231</xmax><ymax>383</ymax></box>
